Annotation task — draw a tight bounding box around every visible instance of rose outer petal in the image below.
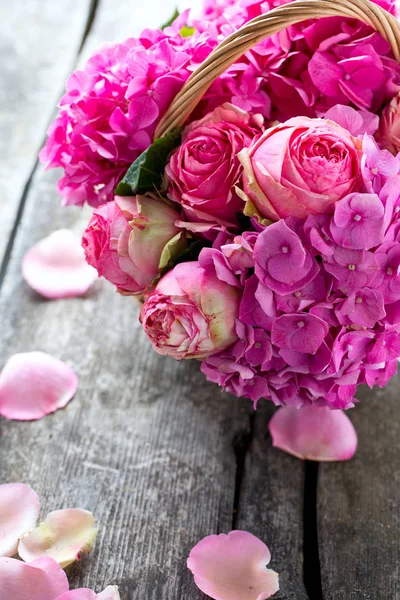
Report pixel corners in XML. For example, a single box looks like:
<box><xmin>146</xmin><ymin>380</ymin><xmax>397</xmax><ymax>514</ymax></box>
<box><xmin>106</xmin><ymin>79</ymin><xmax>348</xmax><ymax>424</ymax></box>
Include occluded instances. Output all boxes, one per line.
<box><xmin>0</xmin><ymin>483</ymin><xmax>40</xmax><ymax>557</ymax></box>
<box><xmin>0</xmin><ymin>556</ymin><xmax>69</xmax><ymax>600</ymax></box>
<box><xmin>269</xmin><ymin>405</ymin><xmax>358</xmax><ymax>461</ymax></box>
<box><xmin>187</xmin><ymin>530</ymin><xmax>279</xmax><ymax>600</ymax></box>
<box><xmin>55</xmin><ymin>587</ymin><xmax>121</xmax><ymax>600</ymax></box>
<box><xmin>22</xmin><ymin>229</ymin><xmax>98</xmax><ymax>299</ymax></box>
<box><xmin>18</xmin><ymin>508</ymin><xmax>97</xmax><ymax>568</ymax></box>
<box><xmin>0</xmin><ymin>352</ymin><xmax>78</xmax><ymax>421</ymax></box>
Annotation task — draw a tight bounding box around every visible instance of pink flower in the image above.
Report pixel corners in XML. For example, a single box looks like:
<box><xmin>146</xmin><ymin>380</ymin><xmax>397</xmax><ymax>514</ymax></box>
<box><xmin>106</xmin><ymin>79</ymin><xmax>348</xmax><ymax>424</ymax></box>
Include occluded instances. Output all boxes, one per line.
<box><xmin>166</xmin><ymin>103</ymin><xmax>262</xmax><ymax>228</ymax></box>
<box><xmin>309</xmin><ymin>44</ymin><xmax>388</xmax><ymax>110</ymax></box>
<box><xmin>361</xmin><ymin>134</ymin><xmax>400</xmax><ymax>193</ymax></box>
<box><xmin>271</xmin><ymin>313</ymin><xmax>328</xmax><ymax>354</ymax></box>
<box><xmin>378</xmin><ymin>92</ymin><xmax>400</xmax><ymax>154</ymax></box>
<box><xmin>336</xmin><ymin>289</ymin><xmax>386</xmax><ymax>327</ymax></box>
<box><xmin>330</xmin><ymin>192</ymin><xmax>385</xmax><ymax>249</ymax></box>
<box><xmin>324</xmin><ymin>247</ymin><xmax>379</xmax><ymax>294</ymax></box>
<box><xmin>324</xmin><ymin>104</ymin><xmax>379</xmax><ymax>137</ymax></box>
<box><xmin>140</xmin><ymin>261</ymin><xmax>240</xmax><ymax>359</ymax></box>
<box><xmin>239</xmin><ymin>116</ymin><xmax>362</xmax><ymax>221</ymax></box>
<box><xmin>82</xmin><ymin>195</ymin><xmax>185</xmax><ymax>295</ymax></box>
<box><xmin>40</xmin><ymin>35</ymin><xmax>193</xmax><ymax>208</ymax></box>
<box><xmin>373</xmin><ymin>242</ymin><xmax>400</xmax><ymax>302</ymax></box>
<box><xmin>254</xmin><ymin>221</ymin><xmax>319</xmax><ymax>294</ymax></box>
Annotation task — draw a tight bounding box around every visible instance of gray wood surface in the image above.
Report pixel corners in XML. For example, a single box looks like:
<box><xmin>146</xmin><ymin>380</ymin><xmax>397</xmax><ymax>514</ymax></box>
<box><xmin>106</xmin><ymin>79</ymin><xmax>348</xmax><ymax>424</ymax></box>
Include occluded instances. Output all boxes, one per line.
<box><xmin>237</xmin><ymin>404</ymin><xmax>309</xmax><ymax>600</ymax></box>
<box><xmin>318</xmin><ymin>381</ymin><xmax>400</xmax><ymax>600</ymax></box>
<box><xmin>0</xmin><ymin>0</ymin><xmax>91</xmax><ymax>269</ymax></box>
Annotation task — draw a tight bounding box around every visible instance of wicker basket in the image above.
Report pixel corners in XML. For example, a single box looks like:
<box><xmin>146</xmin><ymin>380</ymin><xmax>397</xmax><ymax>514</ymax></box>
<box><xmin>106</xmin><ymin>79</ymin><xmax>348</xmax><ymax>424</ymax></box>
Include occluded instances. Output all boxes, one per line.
<box><xmin>155</xmin><ymin>0</ymin><xmax>400</xmax><ymax>139</ymax></box>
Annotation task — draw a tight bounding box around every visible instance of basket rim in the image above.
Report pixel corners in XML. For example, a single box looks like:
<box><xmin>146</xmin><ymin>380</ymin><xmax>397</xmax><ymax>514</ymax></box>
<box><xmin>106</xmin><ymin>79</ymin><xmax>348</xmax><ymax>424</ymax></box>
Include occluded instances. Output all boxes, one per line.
<box><xmin>155</xmin><ymin>0</ymin><xmax>400</xmax><ymax>138</ymax></box>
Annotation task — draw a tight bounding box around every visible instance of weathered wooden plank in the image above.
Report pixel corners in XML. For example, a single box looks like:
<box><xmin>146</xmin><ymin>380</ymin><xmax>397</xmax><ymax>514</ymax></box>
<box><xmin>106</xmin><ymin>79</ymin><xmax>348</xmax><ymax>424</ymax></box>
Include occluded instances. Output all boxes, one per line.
<box><xmin>0</xmin><ymin>0</ymin><xmax>91</xmax><ymax>267</ymax></box>
<box><xmin>0</xmin><ymin>185</ymin><xmax>251</xmax><ymax>596</ymax></box>
<box><xmin>318</xmin><ymin>380</ymin><xmax>400</xmax><ymax>599</ymax></box>
<box><xmin>0</xmin><ymin>1</ymin><xmax>252</xmax><ymax>598</ymax></box>
<box><xmin>236</xmin><ymin>404</ymin><xmax>310</xmax><ymax>600</ymax></box>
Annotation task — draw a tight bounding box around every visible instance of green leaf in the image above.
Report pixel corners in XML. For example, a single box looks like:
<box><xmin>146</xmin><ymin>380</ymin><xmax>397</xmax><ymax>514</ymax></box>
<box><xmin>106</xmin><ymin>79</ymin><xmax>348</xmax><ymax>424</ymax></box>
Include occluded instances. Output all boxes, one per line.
<box><xmin>158</xmin><ymin>232</ymin><xmax>188</xmax><ymax>271</ymax></box>
<box><xmin>171</xmin><ymin>238</ymin><xmax>212</xmax><ymax>265</ymax></box>
<box><xmin>160</xmin><ymin>8</ymin><xmax>179</xmax><ymax>30</ymax></box>
<box><xmin>115</xmin><ymin>128</ymin><xmax>182</xmax><ymax>196</ymax></box>
<box><xmin>180</xmin><ymin>25</ymin><xmax>195</xmax><ymax>38</ymax></box>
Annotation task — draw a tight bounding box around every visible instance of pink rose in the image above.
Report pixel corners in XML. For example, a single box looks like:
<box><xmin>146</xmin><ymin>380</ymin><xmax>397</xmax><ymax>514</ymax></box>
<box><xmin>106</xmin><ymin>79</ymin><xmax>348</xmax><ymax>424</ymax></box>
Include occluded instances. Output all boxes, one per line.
<box><xmin>140</xmin><ymin>261</ymin><xmax>240</xmax><ymax>359</ymax></box>
<box><xmin>165</xmin><ymin>103</ymin><xmax>263</xmax><ymax>228</ymax></box>
<box><xmin>378</xmin><ymin>92</ymin><xmax>400</xmax><ymax>154</ymax></box>
<box><xmin>82</xmin><ymin>194</ymin><xmax>186</xmax><ymax>295</ymax></box>
<box><xmin>238</xmin><ymin>116</ymin><xmax>362</xmax><ymax>220</ymax></box>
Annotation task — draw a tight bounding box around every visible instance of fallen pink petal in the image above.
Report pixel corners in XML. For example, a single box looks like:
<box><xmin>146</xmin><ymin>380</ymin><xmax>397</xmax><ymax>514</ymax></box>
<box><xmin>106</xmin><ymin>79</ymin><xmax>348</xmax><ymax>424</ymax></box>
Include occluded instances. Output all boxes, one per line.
<box><xmin>0</xmin><ymin>556</ymin><xmax>69</xmax><ymax>600</ymax></box>
<box><xmin>22</xmin><ymin>229</ymin><xmax>98</xmax><ymax>299</ymax></box>
<box><xmin>55</xmin><ymin>586</ymin><xmax>121</xmax><ymax>600</ymax></box>
<box><xmin>269</xmin><ymin>405</ymin><xmax>358</xmax><ymax>462</ymax></box>
<box><xmin>18</xmin><ymin>508</ymin><xmax>97</xmax><ymax>568</ymax></box>
<box><xmin>0</xmin><ymin>483</ymin><xmax>40</xmax><ymax>557</ymax></box>
<box><xmin>0</xmin><ymin>352</ymin><xmax>78</xmax><ymax>421</ymax></box>
<box><xmin>187</xmin><ymin>530</ymin><xmax>279</xmax><ymax>600</ymax></box>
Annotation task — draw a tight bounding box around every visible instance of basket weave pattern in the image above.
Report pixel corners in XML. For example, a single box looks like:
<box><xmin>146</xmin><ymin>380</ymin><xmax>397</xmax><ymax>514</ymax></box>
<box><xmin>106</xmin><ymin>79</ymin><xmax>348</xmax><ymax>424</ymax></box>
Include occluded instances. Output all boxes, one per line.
<box><xmin>155</xmin><ymin>0</ymin><xmax>400</xmax><ymax>138</ymax></box>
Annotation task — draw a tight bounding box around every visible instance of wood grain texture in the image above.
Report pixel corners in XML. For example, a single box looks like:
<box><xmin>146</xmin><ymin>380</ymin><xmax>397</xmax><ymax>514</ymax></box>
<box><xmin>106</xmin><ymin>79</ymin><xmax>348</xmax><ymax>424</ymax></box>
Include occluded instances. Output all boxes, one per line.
<box><xmin>0</xmin><ymin>165</ymin><xmax>254</xmax><ymax>599</ymax></box>
<box><xmin>236</xmin><ymin>405</ymin><xmax>309</xmax><ymax>600</ymax></box>
<box><xmin>0</xmin><ymin>1</ymin><xmax>275</xmax><ymax>598</ymax></box>
<box><xmin>318</xmin><ymin>380</ymin><xmax>400</xmax><ymax>600</ymax></box>
<box><xmin>0</xmin><ymin>0</ymin><xmax>91</xmax><ymax>267</ymax></box>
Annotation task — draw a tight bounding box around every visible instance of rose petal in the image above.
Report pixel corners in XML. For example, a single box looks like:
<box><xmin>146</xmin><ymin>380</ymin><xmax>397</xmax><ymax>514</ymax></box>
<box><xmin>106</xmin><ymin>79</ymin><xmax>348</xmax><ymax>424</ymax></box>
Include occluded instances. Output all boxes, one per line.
<box><xmin>56</xmin><ymin>592</ymin><xmax>96</xmax><ymax>600</ymax></box>
<box><xmin>22</xmin><ymin>229</ymin><xmax>98</xmax><ymax>299</ymax></box>
<box><xmin>0</xmin><ymin>483</ymin><xmax>40</xmax><ymax>557</ymax></box>
<box><xmin>187</xmin><ymin>530</ymin><xmax>279</xmax><ymax>600</ymax></box>
<box><xmin>55</xmin><ymin>587</ymin><xmax>121</xmax><ymax>600</ymax></box>
<box><xmin>97</xmin><ymin>587</ymin><xmax>121</xmax><ymax>600</ymax></box>
<box><xmin>0</xmin><ymin>556</ymin><xmax>69</xmax><ymax>600</ymax></box>
<box><xmin>18</xmin><ymin>508</ymin><xmax>97</xmax><ymax>568</ymax></box>
<box><xmin>269</xmin><ymin>405</ymin><xmax>358</xmax><ymax>461</ymax></box>
<box><xmin>0</xmin><ymin>352</ymin><xmax>78</xmax><ymax>421</ymax></box>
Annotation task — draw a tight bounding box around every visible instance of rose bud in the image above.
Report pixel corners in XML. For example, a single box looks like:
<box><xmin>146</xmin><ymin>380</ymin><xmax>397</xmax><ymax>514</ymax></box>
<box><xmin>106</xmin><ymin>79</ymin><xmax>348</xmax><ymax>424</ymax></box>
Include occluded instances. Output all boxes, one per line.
<box><xmin>165</xmin><ymin>103</ymin><xmax>263</xmax><ymax>229</ymax></box>
<box><xmin>378</xmin><ymin>92</ymin><xmax>400</xmax><ymax>155</ymax></box>
<box><xmin>238</xmin><ymin>116</ymin><xmax>362</xmax><ymax>221</ymax></box>
<box><xmin>140</xmin><ymin>261</ymin><xmax>240</xmax><ymax>359</ymax></box>
<box><xmin>82</xmin><ymin>194</ymin><xmax>186</xmax><ymax>295</ymax></box>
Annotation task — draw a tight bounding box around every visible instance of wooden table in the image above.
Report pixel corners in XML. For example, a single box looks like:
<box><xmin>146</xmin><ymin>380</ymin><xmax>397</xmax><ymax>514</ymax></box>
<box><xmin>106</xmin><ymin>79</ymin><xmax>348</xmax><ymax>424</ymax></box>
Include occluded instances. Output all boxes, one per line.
<box><xmin>0</xmin><ymin>1</ymin><xmax>399</xmax><ymax>598</ymax></box>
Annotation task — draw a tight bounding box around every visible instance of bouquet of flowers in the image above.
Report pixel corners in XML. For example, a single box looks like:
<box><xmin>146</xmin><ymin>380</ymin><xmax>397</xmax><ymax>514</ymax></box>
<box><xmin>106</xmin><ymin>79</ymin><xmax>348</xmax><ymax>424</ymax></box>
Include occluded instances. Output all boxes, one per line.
<box><xmin>40</xmin><ymin>0</ymin><xmax>400</xmax><ymax>457</ymax></box>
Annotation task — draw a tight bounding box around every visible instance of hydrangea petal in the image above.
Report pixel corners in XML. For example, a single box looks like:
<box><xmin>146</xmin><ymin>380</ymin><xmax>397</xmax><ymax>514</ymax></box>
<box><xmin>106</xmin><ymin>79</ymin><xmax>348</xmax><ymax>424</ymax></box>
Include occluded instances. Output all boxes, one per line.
<box><xmin>0</xmin><ymin>556</ymin><xmax>69</xmax><ymax>600</ymax></box>
<box><xmin>0</xmin><ymin>483</ymin><xmax>40</xmax><ymax>557</ymax></box>
<box><xmin>22</xmin><ymin>229</ymin><xmax>98</xmax><ymax>299</ymax></box>
<box><xmin>269</xmin><ymin>406</ymin><xmax>358</xmax><ymax>461</ymax></box>
<box><xmin>0</xmin><ymin>352</ymin><xmax>78</xmax><ymax>421</ymax></box>
<box><xmin>187</xmin><ymin>530</ymin><xmax>279</xmax><ymax>600</ymax></box>
<box><xmin>18</xmin><ymin>508</ymin><xmax>97</xmax><ymax>568</ymax></box>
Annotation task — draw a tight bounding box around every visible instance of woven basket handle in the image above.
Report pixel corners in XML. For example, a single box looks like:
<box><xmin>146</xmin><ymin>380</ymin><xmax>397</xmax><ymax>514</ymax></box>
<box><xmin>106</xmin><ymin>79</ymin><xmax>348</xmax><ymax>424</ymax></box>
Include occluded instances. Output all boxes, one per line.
<box><xmin>155</xmin><ymin>0</ymin><xmax>400</xmax><ymax>138</ymax></box>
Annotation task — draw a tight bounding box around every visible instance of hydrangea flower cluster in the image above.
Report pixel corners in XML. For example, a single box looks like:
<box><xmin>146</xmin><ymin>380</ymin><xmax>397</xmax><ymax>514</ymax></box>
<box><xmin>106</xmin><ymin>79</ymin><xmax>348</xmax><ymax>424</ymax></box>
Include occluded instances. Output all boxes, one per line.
<box><xmin>40</xmin><ymin>0</ymin><xmax>400</xmax><ymax>208</ymax></box>
<box><xmin>200</xmin><ymin>166</ymin><xmax>400</xmax><ymax>409</ymax></box>
<box><xmin>42</xmin><ymin>0</ymin><xmax>400</xmax><ymax>413</ymax></box>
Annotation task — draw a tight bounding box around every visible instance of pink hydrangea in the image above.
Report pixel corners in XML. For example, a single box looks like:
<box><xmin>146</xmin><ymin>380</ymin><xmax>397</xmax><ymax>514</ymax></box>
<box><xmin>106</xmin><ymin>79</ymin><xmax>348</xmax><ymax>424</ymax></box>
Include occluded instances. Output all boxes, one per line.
<box><xmin>201</xmin><ymin>132</ymin><xmax>400</xmax><ymax>411</ymax></box>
